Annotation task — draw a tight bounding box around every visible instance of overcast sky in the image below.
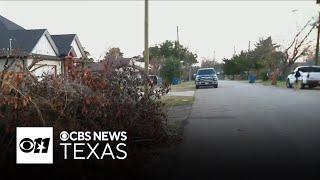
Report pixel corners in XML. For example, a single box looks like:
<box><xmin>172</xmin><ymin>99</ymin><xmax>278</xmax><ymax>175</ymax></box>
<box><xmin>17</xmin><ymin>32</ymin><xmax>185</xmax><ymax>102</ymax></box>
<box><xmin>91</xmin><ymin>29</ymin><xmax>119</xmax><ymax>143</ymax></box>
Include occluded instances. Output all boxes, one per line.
<box><xmin>0</xmin><ymin>1</ymin><xmax>317</xmax><ymax>62</ymax></box>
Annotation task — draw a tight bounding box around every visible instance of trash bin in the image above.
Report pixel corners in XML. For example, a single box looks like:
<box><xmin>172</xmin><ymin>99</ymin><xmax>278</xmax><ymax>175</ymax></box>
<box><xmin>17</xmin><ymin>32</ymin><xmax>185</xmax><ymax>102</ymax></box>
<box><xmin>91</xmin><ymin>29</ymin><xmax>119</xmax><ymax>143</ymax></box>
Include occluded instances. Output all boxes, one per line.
<box><xmin>248</xmin><ymin>75</ymin><xmax>256</xmax><ymax>83</ymax></box>
<box><xmin>172</xmin><ymin>77</ymin><xmax>181</xmax><ymax>85</ymax></box>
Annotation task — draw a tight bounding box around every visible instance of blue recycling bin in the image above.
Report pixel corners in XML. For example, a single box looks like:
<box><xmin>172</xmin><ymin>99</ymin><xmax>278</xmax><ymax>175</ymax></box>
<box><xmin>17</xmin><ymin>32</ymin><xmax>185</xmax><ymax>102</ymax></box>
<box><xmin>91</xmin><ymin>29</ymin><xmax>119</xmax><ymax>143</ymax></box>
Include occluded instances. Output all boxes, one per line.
<box><xmin>172</xmin><ymin>77</ymin><xmax>181</xmax><ymax>85</ymax></box>
<box><xmin>249</xmin><ymin>75</ymin><xmax>256</xmax><ymax>83</ymax></box>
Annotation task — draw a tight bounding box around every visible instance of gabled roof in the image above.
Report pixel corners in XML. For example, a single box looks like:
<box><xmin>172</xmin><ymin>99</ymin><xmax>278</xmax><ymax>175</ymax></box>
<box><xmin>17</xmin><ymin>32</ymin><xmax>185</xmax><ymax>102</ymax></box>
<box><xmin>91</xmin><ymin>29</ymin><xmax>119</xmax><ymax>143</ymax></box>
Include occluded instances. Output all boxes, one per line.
<box><xmin>51</xmin><ymin>34</ymin><xmax>86</xmax><ymax>58</ymax></box>
<box><xmin>0</xmin><ymin>29</ymin><xmax>59</xmax><ymax>56</ymax></box>
<box><xmin>51</xmin><ymin>34</ymin><xmax>75</xmax><ymax>56</ymax></box>
<box><xmin>0</xmin><ymin>15</ymin><xmax>85</xmax><ymax>59</ymax></box>
<box><xmin>0</xmin><ymin>15</ymin><xmax>25</xmax><ymax>30</ymax></box>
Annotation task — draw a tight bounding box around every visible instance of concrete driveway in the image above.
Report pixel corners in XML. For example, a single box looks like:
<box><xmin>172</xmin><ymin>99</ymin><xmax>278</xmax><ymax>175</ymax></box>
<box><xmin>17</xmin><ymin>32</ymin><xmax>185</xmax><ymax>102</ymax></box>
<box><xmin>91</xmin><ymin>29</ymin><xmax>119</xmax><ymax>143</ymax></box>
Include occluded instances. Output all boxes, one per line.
<box><xmin>173</xmin><ymin>80</ymin><xmax>320</xmax><ymax>179</ymax></box>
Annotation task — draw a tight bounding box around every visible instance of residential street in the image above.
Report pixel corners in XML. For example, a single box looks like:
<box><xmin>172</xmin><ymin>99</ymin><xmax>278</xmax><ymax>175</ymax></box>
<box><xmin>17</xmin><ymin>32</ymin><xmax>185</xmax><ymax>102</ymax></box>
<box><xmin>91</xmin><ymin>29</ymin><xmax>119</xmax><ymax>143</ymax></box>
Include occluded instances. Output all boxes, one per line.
<box><xmin>174</xmin><ymin>81</ymin><xmax>320</xmax><ymax>179</ymax></box>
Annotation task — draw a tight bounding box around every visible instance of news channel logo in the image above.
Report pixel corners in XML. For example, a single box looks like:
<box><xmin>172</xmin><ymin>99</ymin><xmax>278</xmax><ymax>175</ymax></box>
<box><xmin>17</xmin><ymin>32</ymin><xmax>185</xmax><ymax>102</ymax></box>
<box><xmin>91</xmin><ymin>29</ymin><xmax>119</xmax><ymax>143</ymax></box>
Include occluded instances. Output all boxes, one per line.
<box><xmin>16</xmin><ymin>127</ymin><xmax>53</xmax><ymax>164</ymax></box>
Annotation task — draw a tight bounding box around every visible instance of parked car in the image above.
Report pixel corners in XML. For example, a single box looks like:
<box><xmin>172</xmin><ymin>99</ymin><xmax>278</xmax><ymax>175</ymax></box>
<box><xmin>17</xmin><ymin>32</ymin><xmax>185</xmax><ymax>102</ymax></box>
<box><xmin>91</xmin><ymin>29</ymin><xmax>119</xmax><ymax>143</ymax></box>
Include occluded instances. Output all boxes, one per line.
<box><xmin>286</xmin><ymin>66</ymin><xmax>320</xmax><ymax>89</ymax></box>
<box><xmin>195</xmin><ymin>68</ymin><xmax>218</xmax><ymax>89</ymax></box>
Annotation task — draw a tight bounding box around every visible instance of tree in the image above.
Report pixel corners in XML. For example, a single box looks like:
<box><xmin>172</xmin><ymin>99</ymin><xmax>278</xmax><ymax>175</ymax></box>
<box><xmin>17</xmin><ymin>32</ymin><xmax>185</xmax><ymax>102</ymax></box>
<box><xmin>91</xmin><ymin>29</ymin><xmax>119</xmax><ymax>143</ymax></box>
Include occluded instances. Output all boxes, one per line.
<box><xmin>160</xmin><ymin>57</ymin><xmax>182</xmax><ymax>82</ymax></box>
<box><xmin>82</xmin><ymin>48</ymin><xmax>94</xmax><ymax>62</ymax></box>
<box><xmin>280</xmin><ymin>18</ymin><xmax>316</xmax><ymax>77</ymax></box>
<box><xmin>148</xmin><ymin>40</ymin><xmax>198</xmax><ymax>81</ymax></box>
<box><xmin>149</xmin><ymin>57</ymin><xmax>164</xmax><ymax>76</ymax></box>
<box><xmin>222</xmin><ymin>37</ymin><xmax>287</xmax><ymax>82</ymax></box>
<box><xmin>254</xmin><ymin>37</ymin><xmax>281</xmax><ymax>71</ymax></box>
<box><xmin>201</xmin><ymin>58</ymin><xmax>216</xmax><ymax>68</ymax></box>
<box><xmin>223</xmin><ymin>51</ymin><xmax>251</xmax><ymax>76</ymax></box>
<box><xmin>104</xmin><ymin>47</ymin><xmax>124</xmax><ymax>60</ymax></box>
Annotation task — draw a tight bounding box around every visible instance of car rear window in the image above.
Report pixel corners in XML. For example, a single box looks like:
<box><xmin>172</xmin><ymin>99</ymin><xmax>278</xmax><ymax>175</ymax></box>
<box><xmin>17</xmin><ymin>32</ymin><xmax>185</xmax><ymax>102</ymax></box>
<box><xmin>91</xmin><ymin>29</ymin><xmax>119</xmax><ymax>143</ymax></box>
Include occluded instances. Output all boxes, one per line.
<box><xmin>298</xmin><ymin>67</ymin><xmax>320</xmax><ymax>73</ymax></box>
<box><xmin>197</xmin><ymin>69</ymin><xmax>216</xmax><ymax>75</ymax></box>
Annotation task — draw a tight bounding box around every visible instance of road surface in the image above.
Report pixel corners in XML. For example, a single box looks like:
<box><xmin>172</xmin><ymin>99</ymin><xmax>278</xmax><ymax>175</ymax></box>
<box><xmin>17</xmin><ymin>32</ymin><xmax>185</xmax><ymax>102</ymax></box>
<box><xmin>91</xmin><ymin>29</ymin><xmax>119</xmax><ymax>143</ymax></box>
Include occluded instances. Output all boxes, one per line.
<box><xmin>174</xmin><ymin>81</ymin><xmax>320</xmax><ymax>179</ymax></box>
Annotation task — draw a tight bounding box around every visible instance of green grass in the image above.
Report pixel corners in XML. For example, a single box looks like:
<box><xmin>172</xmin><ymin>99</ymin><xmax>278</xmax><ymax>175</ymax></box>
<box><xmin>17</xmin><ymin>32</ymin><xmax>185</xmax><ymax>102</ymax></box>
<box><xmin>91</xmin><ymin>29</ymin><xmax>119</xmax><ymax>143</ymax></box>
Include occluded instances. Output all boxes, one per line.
<box><xmin>170</xmin><ymin>81</ymin><xmax>195</xmax><ymax>92</ymax></box>
<box><xmin>260</xmin><ymin>80</ymin><xmax>286</xmax><ymax>88</ymax></box>
<box><xmin>161</xmin><ymin>96</ymin><xmax>195</xmax><ymax>107</ymax></box>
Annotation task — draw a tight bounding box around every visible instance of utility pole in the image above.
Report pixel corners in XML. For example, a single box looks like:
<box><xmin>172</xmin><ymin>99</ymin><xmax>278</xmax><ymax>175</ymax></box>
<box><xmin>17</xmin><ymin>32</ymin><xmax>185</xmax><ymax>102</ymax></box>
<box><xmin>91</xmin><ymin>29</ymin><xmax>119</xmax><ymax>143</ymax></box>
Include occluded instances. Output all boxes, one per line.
<box><xmin>144</xmin><ymin>0</ymin><xmax>149</xmax><ymax>90</ymax></box>
<box><xmin>177</xmin><ymin>26</ymin><xmax>183</xmax><ymax>81</ymax></box>
<box><xmin>248</xmin><ymin>41</ymin><xmax>251</xmax><ymax>52</ymax></box>
<box><xmin>315</xmin><ymin>11</ymin><xmax>320</xmax><ymax>65</ymax></box>
<box><xmin>176</xmin><ymin>26</ymin><xmax>180</xmax><ymax>43</ymax></box>
<box><xmin>177</xmin><ymin>26</ymin><xmax>181</xmax><ymax>63</ymax></box>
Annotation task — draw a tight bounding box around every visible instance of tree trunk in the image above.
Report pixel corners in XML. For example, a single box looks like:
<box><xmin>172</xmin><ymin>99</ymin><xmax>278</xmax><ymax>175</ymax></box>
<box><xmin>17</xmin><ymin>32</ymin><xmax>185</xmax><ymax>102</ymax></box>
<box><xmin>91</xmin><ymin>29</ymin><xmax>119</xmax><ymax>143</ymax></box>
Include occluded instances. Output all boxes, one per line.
<box><xmin>281</xmin><ymin>63</ymin><xmax>290</xmax><ymax>80</ymax></box>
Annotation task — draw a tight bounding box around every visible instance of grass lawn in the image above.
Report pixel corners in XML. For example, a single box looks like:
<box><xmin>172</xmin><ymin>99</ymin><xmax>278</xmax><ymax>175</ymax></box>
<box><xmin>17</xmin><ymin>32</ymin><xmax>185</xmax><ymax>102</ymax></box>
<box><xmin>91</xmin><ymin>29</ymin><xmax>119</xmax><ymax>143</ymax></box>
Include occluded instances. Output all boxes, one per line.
<box><xmin>260</xmin><ymin>80</ymin><xmax>286</xmax><ymax>88</ymax></box>
<box><xmin>161</xmin><ymin>95</ymin><xmax>195</xmax><ymax>108</ymax></box>
<box><xmin>170</xmin><ymin>81</ymin><xmax>195</xmax><ymax>92</ymax></box>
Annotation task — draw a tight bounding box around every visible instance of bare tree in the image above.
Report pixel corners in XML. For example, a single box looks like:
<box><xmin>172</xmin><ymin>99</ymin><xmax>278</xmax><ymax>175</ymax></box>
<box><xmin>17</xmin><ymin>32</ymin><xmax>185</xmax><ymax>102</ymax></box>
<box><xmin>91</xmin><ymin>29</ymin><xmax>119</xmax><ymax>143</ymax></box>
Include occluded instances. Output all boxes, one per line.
<box><xmin>149</xmin><ymin>57</ymin><xmax>164</xmax><ymax>75</ymax></box>
<box><xmin>201</xmin><ymin>57</ymin><xmax>216</xmax><ymax>68</ymax></box>
<box><xmin>0</xmin><ymin>50</ymin><xmax>44</xmax><ymax>88</ymax></box>
<box><xmin>281</xmin><ymin>18</ymin><xmax>317</xmax><ymax>76</ymax></box>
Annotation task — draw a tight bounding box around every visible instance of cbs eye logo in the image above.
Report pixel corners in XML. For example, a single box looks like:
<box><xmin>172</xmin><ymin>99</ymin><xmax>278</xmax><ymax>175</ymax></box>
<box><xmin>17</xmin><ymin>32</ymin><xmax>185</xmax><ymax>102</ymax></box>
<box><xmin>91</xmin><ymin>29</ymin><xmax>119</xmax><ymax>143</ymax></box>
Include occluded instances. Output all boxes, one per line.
<box><xmin>16</xmin><ymin>127</ymin><xmax>53</xmax><ymax>164</ymax></box>
<box><xmin>19</xmin><ymin>138</ymin><xmax>50</xmax><ymax>153</ymax></box>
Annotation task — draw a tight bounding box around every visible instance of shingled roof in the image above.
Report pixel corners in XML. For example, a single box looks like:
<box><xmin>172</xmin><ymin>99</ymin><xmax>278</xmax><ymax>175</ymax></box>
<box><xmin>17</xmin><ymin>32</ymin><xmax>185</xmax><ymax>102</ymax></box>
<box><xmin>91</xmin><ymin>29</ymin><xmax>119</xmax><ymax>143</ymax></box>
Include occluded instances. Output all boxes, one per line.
<box><xmin>51</xmin><ymin>34</ymin><xmax>76</xmax><ymax>57</ymax></box>
<box><xmin>0</xmin><ymin>15</ymin><xmax>25</xmax><ymax>30</ymax></box>
<box><xmin>51</xmin><ymin>34</ymin><xmax>86</xmax><ymax>58</ymax></box>
<box><xmin>0</xmin><ymin>29</ymin><xmax>59</xmax><ymax>56</ymax></box>
<box><xmin>0</xmin><ymin>15</ymin><xmax>85</xmax><ymax>59</ymax></box>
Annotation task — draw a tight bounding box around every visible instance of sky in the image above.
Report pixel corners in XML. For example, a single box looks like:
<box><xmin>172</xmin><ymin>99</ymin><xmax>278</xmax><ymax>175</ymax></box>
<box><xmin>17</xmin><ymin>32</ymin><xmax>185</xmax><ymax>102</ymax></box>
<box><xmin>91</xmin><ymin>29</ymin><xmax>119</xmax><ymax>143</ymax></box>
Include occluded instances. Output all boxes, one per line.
<box><xmin>0</xmin><ymin>1</ymin><xmax>317</xmax><ymax>63</ymax></box>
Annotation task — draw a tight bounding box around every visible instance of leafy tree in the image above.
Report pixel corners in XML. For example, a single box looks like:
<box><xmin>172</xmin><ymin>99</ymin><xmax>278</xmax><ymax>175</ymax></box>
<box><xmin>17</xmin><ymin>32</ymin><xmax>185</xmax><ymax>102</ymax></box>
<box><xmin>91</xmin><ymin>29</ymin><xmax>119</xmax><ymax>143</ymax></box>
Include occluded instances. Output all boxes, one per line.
<box><xmin>253</xmin><ymin>37</ymin><xmax>285</xmax><ymax>74</ymax></box>
<box><xmin>223</xmin><ymin>51</ymin><xmax>250</xmax><ymax>76</ymax></box>
<box><xmin>148</xmin><ymin>40</ymin><xmax>197</xmax><ymax>81</ymax></box>
<box><xmin>104</xmin><ymin>47</ymin><xmax>123</xmax><ymax>60</ymax></box>
<box><xmin>160</xmin><ymin>57</ymin><xmax>182</xmax><ymax>82</ymax></box>
<box><xmin>222</xmin><ymin>36</ymin><xmax>285</xmax><ymax>81</ymax></box>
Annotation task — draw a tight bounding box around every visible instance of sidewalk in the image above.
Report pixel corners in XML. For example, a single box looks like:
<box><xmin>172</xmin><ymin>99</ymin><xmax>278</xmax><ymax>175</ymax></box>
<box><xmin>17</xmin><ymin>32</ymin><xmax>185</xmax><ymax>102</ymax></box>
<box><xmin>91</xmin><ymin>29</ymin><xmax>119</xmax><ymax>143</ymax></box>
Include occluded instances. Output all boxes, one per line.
<box><xmin>167</xmin><ymin>90</ymin><xmax>195</xmax><ymax>97</ymax></box>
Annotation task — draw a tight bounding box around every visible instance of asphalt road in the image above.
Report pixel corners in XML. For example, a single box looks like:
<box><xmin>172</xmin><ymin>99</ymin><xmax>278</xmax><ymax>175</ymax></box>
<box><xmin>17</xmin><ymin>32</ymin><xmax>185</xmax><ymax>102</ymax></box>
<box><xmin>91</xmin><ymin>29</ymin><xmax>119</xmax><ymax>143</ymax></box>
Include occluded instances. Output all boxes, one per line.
<box><xmin>174</xmin><ymin>81</ymin><xmax>320</xmax><ymax>180</ymax></box>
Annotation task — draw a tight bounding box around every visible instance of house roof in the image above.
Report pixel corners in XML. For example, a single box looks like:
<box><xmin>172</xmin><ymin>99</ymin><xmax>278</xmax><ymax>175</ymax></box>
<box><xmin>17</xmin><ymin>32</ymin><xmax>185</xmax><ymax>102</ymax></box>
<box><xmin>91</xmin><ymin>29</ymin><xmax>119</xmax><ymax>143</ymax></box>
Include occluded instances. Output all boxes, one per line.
<box><xmin>0</xmin><ymin>15</ymin><xmax>25</xmax><ymax>30</ymax></box>
<box><xmin>51</xmin><ymin>34</ymin><xmax>76</xmax><ymax>57</ymax></box>
<box><xmin>0</xmin><ymin>29</ymin><xmax>46</xmax><ymax>54</ymax></box>
<box><xmin>0</xmin><ymin>15</ymin><xmax>86</xmax><ymax>59</ymax></box>
<box><xmin>0</xmin><ymin>29</ymin><xmax>59</xmax><ymax>56</ymax></box>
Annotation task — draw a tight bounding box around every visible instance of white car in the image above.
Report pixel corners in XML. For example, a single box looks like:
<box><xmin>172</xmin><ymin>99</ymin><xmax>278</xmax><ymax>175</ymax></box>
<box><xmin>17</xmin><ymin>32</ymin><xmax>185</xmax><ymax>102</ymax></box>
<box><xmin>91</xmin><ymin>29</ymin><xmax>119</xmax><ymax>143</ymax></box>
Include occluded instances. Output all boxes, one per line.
<box><xmin>286</xmin><ymin>66</ymin><xmax>320</xmax><ymax>89</ymax></box>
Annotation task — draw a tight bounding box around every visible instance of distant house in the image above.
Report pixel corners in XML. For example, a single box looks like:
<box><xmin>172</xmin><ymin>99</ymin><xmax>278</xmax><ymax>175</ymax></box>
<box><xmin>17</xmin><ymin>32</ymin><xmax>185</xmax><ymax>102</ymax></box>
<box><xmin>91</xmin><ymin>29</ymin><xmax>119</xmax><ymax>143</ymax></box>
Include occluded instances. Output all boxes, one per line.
<box><xmin>86</xmin><ymin>57</ymin><xmax>147</xmax><ymax>73</ymax></box>
<box><xmin>0</xmin><ymin>15</ymin><xmax>87</xmax><ymax>76</ymax></box>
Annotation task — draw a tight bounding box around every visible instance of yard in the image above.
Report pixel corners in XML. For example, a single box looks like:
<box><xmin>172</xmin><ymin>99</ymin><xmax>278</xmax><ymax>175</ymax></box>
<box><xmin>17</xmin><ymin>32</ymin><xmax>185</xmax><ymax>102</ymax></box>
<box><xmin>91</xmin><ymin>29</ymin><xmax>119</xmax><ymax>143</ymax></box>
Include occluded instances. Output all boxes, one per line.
<box><xmin>260</xmin><ymin>80</ymin><xmax>287</xmax><ymax>88</ymax></box>
<box><xmin>170</xmin><ymin>81</ymin><xmax>195</xmax><ymax>92</ymax></box>
<box><xmin>161</xmin><ymin>95</ymin><xmax>195</xmax><ymax>107</ymax></box>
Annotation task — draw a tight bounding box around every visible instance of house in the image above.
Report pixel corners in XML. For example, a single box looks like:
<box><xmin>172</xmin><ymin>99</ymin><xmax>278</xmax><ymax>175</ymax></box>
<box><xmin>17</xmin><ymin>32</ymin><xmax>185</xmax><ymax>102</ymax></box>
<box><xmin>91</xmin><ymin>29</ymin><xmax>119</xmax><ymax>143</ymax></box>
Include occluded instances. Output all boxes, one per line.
<box><xmin>0</xmin><ymin>15</ymin><xmax>87</xmax><ymax>76</ymax></box>
<box><xmin>86</xmin><ymin>57</ymin><xmax>147</xmax><ymax>73</ymax></box>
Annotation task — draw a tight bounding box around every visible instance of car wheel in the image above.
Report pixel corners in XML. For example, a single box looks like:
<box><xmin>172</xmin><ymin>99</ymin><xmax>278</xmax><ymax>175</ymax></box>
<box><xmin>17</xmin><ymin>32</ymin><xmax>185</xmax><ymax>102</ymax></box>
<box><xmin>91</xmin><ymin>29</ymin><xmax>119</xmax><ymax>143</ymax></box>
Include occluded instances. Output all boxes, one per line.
<box><xmin>286</xmin><ymin>79</ymin><xmax>292</xmax><ymax>88</ymax></box>
<box><xmin>214</xmin><ymin>84</ymin><xmax>218</xmax><ymax>88</ymax></box>
<box><xmin>300</xmin><ymin>83</ymin><xmax>305</xmax><ymax>89</ymax></box>
<box><xmin>196</xmin><ymin>85</ymin><xmax>199</xmax><ymax>89</ymax></box>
